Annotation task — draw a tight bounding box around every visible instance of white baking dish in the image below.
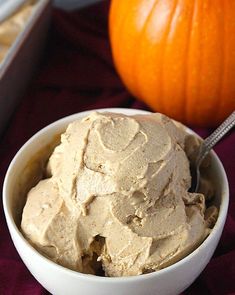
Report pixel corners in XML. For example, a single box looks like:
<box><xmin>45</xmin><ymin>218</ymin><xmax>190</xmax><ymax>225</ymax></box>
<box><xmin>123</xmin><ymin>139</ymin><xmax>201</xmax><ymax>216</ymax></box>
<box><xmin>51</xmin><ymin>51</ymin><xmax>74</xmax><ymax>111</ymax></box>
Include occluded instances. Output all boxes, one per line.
<box><xmin>0</xmin><ymin>0</ymin><xmax>51</xmax><ymax>137</ymax></box>
<box><xmin>0</xmin><ymin>0</ymin><xmax>28</xmax><ymax>23</ymax></box>
<box><xmin>54</xmin><ymin>0</ymin><xmax>102</xmax><ymax>11</ymax></box>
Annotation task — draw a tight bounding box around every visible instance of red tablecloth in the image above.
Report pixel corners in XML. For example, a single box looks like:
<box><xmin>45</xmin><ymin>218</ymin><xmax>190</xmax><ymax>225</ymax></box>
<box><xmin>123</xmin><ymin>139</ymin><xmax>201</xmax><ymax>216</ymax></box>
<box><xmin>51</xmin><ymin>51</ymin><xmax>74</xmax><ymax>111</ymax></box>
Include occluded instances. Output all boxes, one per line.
<box><xmin>0</xmin><ymin>1</ymin><xmax>234</xmax><ymax>294</ymax></box>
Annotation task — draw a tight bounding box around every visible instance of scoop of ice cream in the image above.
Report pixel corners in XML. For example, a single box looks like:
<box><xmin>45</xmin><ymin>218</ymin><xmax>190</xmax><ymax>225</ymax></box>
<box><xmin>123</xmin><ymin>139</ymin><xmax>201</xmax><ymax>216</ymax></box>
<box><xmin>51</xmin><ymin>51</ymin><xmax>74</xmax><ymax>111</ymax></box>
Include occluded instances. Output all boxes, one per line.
<box><xmin>21</xmin><ymin>112</ymin><xmax>217</xmax><ymax>276</ymax></box>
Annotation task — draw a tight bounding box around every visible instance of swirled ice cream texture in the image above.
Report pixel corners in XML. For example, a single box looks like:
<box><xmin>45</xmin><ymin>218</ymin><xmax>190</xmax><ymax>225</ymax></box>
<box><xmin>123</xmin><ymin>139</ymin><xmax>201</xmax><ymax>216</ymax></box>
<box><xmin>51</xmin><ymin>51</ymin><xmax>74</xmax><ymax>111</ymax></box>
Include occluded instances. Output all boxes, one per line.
<box><xmin>21</xmin><ymin>112</ymin><xmax>217</xmax><ymax>276</ymax></box>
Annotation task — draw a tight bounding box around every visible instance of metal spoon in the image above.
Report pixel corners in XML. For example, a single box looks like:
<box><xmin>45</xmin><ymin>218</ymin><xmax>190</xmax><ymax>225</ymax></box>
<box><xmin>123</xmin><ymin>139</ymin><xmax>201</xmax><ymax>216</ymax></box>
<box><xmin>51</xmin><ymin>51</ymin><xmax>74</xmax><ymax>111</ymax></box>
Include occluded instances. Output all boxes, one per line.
<box><xmin>190</xmin><ymin>111</ymin><xmax>235</xmax><ymax>193</ymax></box>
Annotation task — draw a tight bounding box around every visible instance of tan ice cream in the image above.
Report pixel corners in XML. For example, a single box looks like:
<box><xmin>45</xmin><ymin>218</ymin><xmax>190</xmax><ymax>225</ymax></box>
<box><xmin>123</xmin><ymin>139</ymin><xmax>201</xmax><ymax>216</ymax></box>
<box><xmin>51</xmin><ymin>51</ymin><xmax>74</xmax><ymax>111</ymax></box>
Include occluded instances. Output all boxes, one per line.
<box><xmin>21</xmin><ymin>112</ymin><xmax>217</xmax><ymax>276</ymax></box>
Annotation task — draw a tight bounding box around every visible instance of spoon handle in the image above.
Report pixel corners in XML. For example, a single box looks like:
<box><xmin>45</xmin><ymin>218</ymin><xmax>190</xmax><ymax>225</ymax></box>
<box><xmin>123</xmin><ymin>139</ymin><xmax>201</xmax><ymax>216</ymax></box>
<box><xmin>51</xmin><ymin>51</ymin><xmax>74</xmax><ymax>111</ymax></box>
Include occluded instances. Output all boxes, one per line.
<box><xmin>200</xmin><ymin>111</ymin><xmax>235</xmax><ymax>159</ymax></box>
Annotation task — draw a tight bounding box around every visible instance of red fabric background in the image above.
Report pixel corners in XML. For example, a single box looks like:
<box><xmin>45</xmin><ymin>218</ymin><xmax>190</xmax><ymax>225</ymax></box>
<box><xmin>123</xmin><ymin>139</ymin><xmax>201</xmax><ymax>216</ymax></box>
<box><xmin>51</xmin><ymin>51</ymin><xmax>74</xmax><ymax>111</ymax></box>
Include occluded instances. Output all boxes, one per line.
<box><xmin>0</xmin><ymin>1</ymin><xmax>234</xmax><ymax>294</ymax></box>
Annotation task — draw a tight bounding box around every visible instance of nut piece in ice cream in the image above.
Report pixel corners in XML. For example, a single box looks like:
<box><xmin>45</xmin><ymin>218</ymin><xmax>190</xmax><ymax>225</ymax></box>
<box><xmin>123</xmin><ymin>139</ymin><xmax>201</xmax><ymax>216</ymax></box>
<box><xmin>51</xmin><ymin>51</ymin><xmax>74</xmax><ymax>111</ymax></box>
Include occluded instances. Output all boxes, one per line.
<box><xmin>21</xmin><ymin>112</ymin><xmax>218</xmax><ymax>276</ymax></box>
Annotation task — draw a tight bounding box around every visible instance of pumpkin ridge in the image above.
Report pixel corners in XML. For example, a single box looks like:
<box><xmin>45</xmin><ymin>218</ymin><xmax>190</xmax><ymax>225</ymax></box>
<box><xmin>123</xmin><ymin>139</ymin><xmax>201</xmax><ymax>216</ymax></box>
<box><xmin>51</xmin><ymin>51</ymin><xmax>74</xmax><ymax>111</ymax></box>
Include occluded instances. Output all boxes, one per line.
<box><xmin>185</xmin><ymin>0</ymin><xmax>202</xmax><ymax>122</ymax></box>
<box><xmin>111</xmin><ymin>0</ymin><xmax>134</xmax><ymax>76</ymax></box>
<box><xmin>220</xmin><ymin>1</ymin><xmax>235</xmax><ymax>122</ymax></box>
<box><xmin>215</xmin><ymin>0</ymin><xmax>225</xmax><ymax>124</ymax></box>
<box><xmin>195</xmin><ymin>0</ymin><xmax>204</xmax><ymax>124</ymax></box>
<box><xmin>131</xmin><ymin>0</ymin><xmax>159</xmax><ymax>97</ymax></box>
<box><xmin>159</xmin><ymin>0</ymin><xmax>178</xmax><ymax>115</ymax></box>
<box><xmin>197</xmin><ymin>0</ymin><xmax>224</xmax><ymax>126</ymax></box>
<box><xmin>115</xmin><ymin>0</ymin><xmax>158</xmax><ymax>99</ymax></box>
<box><xmin>184</xmin><ymin>1</ymin><xmax>196</xmax><ymax>124</ymax></box>
<box><xmin>131</xmin><ymin>0</ymin><xmax>161</xmax><ymax>100</ymax></box>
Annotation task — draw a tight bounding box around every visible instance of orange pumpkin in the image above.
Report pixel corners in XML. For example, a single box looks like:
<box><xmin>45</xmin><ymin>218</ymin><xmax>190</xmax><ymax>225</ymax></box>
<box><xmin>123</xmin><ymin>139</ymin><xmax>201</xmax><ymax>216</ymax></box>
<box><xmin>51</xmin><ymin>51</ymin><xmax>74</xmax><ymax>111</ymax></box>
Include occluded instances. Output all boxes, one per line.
<box><xmin>109</xmin><ymin>0</ymin><xmax>235</xmax><ymax>127</ymax></box>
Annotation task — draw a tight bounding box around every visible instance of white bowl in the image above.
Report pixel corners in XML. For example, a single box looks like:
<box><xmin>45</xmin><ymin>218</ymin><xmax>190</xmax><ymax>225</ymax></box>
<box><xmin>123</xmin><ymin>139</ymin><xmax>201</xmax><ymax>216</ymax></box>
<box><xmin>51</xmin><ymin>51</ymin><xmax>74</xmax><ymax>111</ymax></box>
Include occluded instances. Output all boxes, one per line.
<box><xmin>3</xmin><ymin>108</ymin><xmax>229</xmax><ymax>295</ymax></box>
